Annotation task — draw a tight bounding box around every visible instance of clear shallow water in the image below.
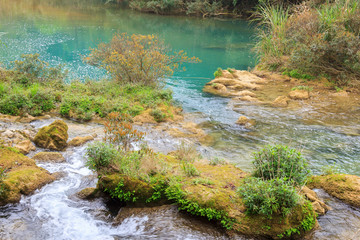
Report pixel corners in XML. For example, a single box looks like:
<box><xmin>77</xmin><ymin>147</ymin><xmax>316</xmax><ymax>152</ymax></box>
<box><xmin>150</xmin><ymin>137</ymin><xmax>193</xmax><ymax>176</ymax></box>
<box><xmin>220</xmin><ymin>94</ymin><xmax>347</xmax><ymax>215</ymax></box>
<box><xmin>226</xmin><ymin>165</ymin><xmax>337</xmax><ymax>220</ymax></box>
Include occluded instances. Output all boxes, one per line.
<box><xmin>1</xmin><ymin>0</ymin><xmax>360</xmax><ymax>239</ymax></box>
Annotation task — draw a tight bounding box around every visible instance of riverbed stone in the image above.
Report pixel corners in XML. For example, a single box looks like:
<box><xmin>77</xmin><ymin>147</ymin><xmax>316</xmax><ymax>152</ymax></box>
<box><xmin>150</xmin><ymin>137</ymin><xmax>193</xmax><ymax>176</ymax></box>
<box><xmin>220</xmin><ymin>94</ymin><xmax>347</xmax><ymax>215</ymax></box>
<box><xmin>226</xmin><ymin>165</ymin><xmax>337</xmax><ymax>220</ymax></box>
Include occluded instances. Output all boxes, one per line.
<box><xmin>76</xmin><ymin>187</ymin><xmax>100</xmax><ymax>200</ymax></box>
<box><xmin>32</xmin><ymin>152</ymin><xmax>65</xmax><ymax>163</ymax></box>
<box><xmin>34</xmin><ymin>120</ymin><xmax>68</xmax><ymax>151</ymax></box>
<box><xmin>289</xmin><ymin>89</ymin><xmax>310</xmax><ymax>100</ymax></box>
<box><xmin>236</xmin><ymin>116</ymin><xmax>256</xmax><ymax>128</ymax></box>
<box><xmin>68</xmin><ymin>134</ymin><xmax>97</xmax><ymax>147</ymax></box>
<box><xmin>272</xmin><ymin>96</ymin><xmax>290</xmax><ymax>107</ymax></box>
<box><xmin>14</xmin><ymin>140</ymin><xmax>36</xmax><ymax>155</ymax></box>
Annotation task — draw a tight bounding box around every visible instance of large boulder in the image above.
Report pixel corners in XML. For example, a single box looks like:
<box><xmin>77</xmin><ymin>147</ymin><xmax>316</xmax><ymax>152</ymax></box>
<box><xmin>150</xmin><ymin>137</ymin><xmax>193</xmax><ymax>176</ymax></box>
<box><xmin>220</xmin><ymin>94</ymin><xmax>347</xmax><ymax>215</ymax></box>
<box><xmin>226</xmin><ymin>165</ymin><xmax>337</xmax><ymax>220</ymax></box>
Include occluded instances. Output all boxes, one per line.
<box><xmin>34</xmin><ymin>120</ymin><xmax>68</xmax><ymax>151</ymax></box>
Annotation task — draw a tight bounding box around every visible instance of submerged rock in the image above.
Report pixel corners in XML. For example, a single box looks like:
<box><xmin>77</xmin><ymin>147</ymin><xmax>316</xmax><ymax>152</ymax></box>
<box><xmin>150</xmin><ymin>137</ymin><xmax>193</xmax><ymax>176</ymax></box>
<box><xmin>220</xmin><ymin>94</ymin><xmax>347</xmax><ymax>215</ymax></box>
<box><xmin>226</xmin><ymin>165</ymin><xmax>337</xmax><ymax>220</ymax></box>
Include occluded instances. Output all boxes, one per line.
<box><xmin>68</xmin><ymin>134</ymin><xmax>96</xmax><ymax>147</ymax></box>
<box><xmin>289</xmin><ymin>89</ymin><xmax>310</xmax><ymax>100</ymax></box>
<box><xmin>32</xmin><ymin>152</ymin><xmax>66</xmax><ymax>163</ymax></box>
<box><xmin>0</xmin><ymin>147</ymin><xmax>55</xmax><ymax>206</ymax></box>
<box><xmin>272</xmin><ymin>96</ymin><xmax>290</xmax><ymax>107</ymax></box>
<box><xmin>236</xmin><ymin>116</ymin><xmax>256</xmax><ymax>128</ymax></box>
<box><xmin>34</xmin><ymin>120</ymin><xmax>68</xmax><ymax>151</ymax></box>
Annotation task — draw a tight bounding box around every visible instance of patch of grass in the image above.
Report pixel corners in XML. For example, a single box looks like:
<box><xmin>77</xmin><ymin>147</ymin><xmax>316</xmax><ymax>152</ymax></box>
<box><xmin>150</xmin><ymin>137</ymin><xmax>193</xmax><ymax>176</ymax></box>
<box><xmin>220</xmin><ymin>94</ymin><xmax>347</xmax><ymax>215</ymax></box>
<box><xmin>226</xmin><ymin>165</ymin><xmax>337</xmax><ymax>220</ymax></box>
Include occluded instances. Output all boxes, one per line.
<box><xmin>321</xmin><ymin>164</ymin><xmax>341</xmax><ymax>175</ymax></box>
<box><xmin>209</xmin><ymin>157</ymin><xmax>226</xmax><ymax>166</ymax></box>
<box><xmin>213</xmin><ymin>67</ymin><xmax>223</xmax><ymax>78</ymax></box>
<box><xmin>291</xmin><ymin>85</ymin><xmax>313</xmax><ymax>92</ymax></box>
<box><xmin>283</xmin><ymin>69</ymin><xmax>315</xmax><ymax>80</ymax></box>
<box><xmin>150</xmin><ymin>108</ymin><xmax>166</xmax><ymax>122</ymax></box>
<box><xmin>191</xmin><ymin>177</ymin><xmax>214</xmax><ymax>185</ymax></box>
<box><xmin>181</xmin><ymin>162</ymin><xmax>200</xmax><ymax>177</ymax></box>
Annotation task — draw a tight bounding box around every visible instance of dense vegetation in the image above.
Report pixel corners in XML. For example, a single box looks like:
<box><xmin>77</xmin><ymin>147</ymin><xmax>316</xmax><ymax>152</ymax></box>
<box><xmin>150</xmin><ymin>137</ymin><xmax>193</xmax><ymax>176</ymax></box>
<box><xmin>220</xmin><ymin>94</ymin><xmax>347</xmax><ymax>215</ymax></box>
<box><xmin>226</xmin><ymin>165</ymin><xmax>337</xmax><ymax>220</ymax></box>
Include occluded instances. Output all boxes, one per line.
<box><xmin>254</xmin><ymin>0</ymin><xmax>360</xmax><ymax>87</ymax></box>
<box><xmin>0</xmin><ymin>33</ymin><xmax>198</xmax><ymax>121</ymax></box>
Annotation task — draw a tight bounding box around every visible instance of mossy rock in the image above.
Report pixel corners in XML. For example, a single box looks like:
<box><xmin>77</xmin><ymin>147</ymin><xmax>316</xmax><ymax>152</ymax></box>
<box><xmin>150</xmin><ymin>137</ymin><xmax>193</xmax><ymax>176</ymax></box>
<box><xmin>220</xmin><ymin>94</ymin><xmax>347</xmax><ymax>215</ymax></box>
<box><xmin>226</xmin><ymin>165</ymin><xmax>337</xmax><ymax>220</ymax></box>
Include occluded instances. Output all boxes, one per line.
<box><xmin>97</xmin><ymin>154</ymin><xmax>317</xmax><ymax>239</ymax></box>
<box><xmin>0</xmin><ymin>147</ymin><xmax>55</xmax><ymax>206</ymax></box>
<box><xmin>97</xmin><ymin>173</ymin><xmax>168</xmax><ymax>205</ymax></box>
<box><xmin>308</xmin><ymin>174</ymin><xmax>360</xmax><ymax>208</ymax></box>
<box><xmin>34</xmin><ymin>120</ymin><xmax>68</xmax><ymax>151</ymax></box>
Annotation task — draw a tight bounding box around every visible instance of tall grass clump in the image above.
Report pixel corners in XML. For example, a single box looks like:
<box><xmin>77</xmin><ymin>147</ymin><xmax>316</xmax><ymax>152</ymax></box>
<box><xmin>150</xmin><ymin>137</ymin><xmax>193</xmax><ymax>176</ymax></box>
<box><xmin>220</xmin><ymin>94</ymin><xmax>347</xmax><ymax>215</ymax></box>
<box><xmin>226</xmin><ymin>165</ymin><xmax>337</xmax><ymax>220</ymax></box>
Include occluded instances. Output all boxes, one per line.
<box><xmin>253</xmin><ymin>2</ymin><xmax>290</xmax><ymax>70</ymax></box>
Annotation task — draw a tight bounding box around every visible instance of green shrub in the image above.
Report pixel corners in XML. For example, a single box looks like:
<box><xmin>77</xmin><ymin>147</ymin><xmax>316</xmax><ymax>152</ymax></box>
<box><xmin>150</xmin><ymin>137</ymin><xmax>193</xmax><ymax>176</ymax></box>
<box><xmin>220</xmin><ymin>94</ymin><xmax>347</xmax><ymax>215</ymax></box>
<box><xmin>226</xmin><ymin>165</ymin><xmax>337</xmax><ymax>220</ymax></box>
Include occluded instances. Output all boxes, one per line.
<box><xmin>252</xmin><ymin>145</ymin><xmax>310</xmax><ymax>186</ymax></box>
<box><xmin>238</xmin><ymin>177</ymin><xmax>299</xmax><ymax>217</ymax></box>
<box><xmin>86</xmin><ymin>141</ymin><xmax>118</xmax><ymax>171</ymax></box>
<box><xmin>0</xmin><ymin>92</ymin><xmax>29</xmax><ymax>115</ymax></box>
<box><xmin>321</xmin><ymin>164</ymin><xmax>341</xmax><ymax>175</ymax></box>
<box><xmin>150</xmin><ymin>108</ymin><xmax>166</xmax><ymax>122</ymax></box>
<box><xmin>11</xmin><ymin>53</ymin><xmax>67</xmax><ymax>84</ymax></box>
<box><xmin>214</xmin><ymin>67</ymin><xmax>223</xmax><ymax>78</ymax></box>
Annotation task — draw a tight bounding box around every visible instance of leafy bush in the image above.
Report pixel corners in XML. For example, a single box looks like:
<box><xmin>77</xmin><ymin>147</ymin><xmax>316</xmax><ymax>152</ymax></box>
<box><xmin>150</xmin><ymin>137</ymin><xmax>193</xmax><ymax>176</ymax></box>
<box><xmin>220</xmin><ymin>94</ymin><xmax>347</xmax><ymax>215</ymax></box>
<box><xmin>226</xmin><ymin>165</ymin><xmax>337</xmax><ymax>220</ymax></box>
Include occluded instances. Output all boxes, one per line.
<box><xmin>252</xmin><ymin>145</ymin><xmax>310</xmax><ymax>186</ymax></box>
<box><xmin>12</xmin><ymin>53</ymin><xmax>67</xmax><ymax>84</ymax></box>
<box><xmin>86</xmin><ymin>141</ymin><xmax>118</xmax><ymax>171</ymax></box>
<box><xmin>85</xmin><ymin>33</ymin><xmax>200</xmax><ymax>87</ymax></box>
<box><xmin>238</xmin><ymin>177</ymin><xmax>299</xmax><ymax>217</ymax></box>
<box><xmin>150</xmin><ymin>108</ymin><xmax>166</xmax><ymax>122</ymax></box>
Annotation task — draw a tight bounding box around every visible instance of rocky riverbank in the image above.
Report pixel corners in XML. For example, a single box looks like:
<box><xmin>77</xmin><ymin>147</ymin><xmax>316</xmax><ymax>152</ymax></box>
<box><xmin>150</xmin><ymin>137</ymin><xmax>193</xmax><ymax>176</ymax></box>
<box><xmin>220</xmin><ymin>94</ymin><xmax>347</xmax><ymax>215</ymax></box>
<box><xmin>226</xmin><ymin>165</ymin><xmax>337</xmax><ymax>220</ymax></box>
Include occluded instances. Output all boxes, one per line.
<box><xmin>203</xmin><ymin>69</ymin><xmax>360</xmax><ymax>130</ymax></box>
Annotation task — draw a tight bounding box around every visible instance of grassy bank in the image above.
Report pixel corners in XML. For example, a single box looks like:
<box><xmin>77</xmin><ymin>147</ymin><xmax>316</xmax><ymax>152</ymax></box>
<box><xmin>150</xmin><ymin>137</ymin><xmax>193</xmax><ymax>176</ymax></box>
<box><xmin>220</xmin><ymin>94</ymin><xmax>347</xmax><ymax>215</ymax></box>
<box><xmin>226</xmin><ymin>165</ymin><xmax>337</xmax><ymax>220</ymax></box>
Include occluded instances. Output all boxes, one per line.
<box><xmin>0</xmin><ymin>33</ymin><xmax>199</xmax><ymax>122</ymax></box>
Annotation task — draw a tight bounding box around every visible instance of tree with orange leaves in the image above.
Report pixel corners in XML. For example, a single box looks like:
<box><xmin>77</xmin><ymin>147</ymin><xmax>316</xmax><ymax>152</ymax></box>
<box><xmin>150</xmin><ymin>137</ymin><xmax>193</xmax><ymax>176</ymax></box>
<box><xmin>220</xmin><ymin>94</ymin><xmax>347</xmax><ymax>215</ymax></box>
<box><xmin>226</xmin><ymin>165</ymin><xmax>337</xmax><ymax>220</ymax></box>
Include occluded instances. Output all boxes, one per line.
<box><xmin>104</xmin><ymin>112</ymin><xmax>144</xmax><ymax>151</ymax></box>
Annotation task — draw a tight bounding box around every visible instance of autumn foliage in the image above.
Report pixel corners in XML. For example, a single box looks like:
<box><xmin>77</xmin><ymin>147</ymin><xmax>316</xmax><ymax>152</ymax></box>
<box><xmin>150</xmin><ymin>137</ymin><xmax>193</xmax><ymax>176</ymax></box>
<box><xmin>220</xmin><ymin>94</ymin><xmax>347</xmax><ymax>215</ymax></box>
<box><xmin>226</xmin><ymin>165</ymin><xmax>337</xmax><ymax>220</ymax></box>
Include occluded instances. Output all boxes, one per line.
<box><xmin>85</xmin><ymin>33</ymin><xmax>200</xmax><ymax>87</ymax></box>
<box><xmin>104</xmin><ymin>112</ymin><xmax>144</xmax><ymax>151</ymax></box>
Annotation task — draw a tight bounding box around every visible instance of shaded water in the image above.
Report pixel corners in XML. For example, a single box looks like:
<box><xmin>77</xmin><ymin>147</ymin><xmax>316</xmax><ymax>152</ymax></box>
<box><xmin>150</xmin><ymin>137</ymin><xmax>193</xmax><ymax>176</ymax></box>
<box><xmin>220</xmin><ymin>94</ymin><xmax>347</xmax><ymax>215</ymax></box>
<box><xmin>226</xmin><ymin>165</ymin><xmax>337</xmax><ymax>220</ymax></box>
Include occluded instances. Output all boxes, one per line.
<box><xmin>0</xmin><ymin>0</ymin><xmax>360</xmax><ymax>239</ymax></box>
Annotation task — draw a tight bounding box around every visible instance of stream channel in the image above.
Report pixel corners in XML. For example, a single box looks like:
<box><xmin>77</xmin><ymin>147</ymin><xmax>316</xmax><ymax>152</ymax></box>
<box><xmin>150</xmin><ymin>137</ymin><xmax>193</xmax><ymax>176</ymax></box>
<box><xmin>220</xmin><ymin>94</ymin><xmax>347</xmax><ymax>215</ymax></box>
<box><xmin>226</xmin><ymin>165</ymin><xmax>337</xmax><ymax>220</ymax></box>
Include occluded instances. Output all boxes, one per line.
<box><xmin>0</xmin><ymin>0</ymin><xmax>360</xmax><ymax>239</ymax></box>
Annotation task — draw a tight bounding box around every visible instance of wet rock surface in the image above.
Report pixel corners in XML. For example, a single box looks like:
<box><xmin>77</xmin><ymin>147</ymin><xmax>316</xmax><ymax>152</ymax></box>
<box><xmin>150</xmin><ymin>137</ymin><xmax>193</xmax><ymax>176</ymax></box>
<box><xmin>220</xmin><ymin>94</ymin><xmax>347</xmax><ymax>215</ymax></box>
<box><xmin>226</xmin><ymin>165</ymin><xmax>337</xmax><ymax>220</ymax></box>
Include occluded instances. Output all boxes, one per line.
<box><xmin>32</xmin><ymin>152</ymin><xmax>66</xmax><ymax>163</ymax></box>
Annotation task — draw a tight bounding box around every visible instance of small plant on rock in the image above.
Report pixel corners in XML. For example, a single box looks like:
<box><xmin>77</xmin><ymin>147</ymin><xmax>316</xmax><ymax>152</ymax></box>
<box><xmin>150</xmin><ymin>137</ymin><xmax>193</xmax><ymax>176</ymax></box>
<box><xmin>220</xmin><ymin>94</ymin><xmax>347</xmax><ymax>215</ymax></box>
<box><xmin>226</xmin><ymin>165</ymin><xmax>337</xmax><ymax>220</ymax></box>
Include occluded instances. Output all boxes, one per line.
<box><xmin>86</xmin><ymin>141</ymin><xmax>118</xmax><ymax>171</ymax></box>
<box><xmin>238</xmin><ymin>177</ymin><xmax>299</xmax><ymax>217</ymax></box>
<box><xmin>252</xmin><ymin>145</ymin><xmax>310</xmax><ymax>186</ymax></box>
<box><xmin>214</xmin><ymin>67</ymin><xmax>223</xmax><ymax>78</ymax></box>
